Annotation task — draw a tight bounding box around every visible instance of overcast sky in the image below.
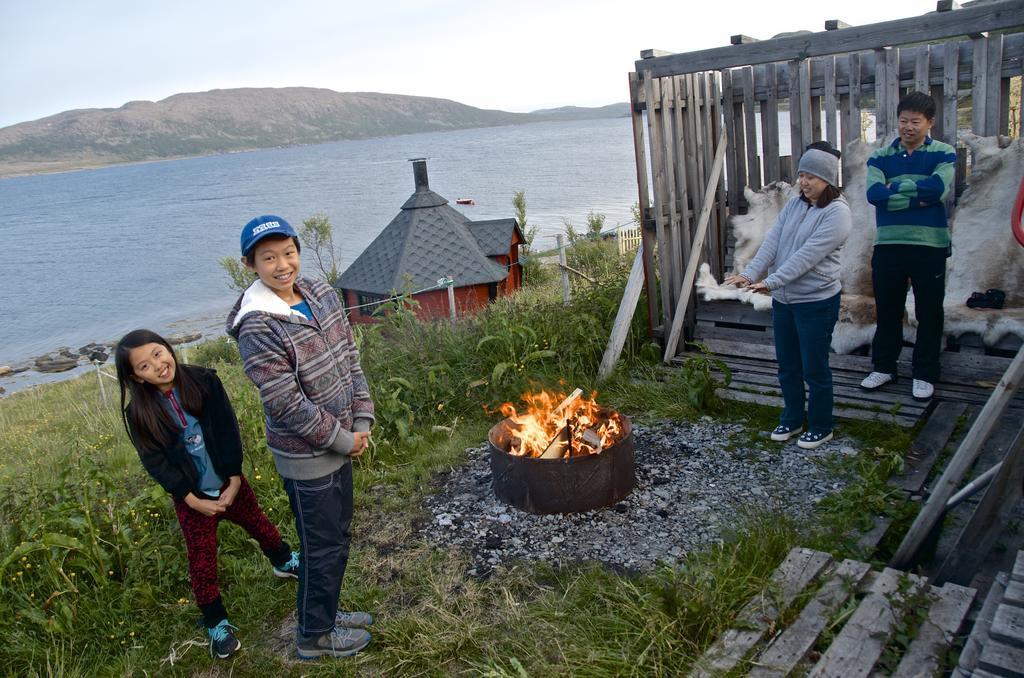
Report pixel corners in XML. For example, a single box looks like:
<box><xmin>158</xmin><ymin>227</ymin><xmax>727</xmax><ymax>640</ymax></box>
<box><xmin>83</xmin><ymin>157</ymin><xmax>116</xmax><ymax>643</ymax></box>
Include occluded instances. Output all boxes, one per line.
<box><xmin>1</xmin><ymin>0</ymin><xmax>936</xmax><ymax>129</ymax></box>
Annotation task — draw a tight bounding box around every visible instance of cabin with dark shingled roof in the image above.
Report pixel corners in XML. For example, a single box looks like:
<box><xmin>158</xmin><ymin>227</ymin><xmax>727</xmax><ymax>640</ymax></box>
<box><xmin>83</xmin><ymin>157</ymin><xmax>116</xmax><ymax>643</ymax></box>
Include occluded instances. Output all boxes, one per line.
<box><xmin>335</xmin><ymin>159</ymin><xmax>523</xmax><ymax>322</ymax></box>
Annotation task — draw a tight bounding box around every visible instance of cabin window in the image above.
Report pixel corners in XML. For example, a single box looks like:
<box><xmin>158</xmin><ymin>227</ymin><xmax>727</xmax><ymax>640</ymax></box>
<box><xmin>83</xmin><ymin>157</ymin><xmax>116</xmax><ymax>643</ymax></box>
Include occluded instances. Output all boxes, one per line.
<box><xmin>488</xmin><ymin>282</ymin><xmax>498</xmax><ymax>301</ymax></box>
<box><xmin>357</xmin><ymin>293</ymin><xmax>387</xmax><ymax>317</ymax></box>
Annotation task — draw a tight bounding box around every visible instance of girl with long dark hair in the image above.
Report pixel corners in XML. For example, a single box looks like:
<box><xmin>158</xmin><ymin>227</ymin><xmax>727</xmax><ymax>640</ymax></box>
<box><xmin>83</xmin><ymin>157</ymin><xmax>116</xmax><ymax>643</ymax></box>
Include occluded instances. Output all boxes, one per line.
<box><xmin>115</xmin><ymin>328</ymin><xmax>298</xmax><ymax>659</ymax></box>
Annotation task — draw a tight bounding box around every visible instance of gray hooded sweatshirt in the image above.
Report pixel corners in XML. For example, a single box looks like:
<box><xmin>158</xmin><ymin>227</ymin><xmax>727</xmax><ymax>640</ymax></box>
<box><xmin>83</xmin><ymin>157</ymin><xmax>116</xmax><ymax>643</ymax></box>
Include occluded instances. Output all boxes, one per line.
<box><xmin>740</xmin><ymin>194</ymin><xmax>852</xmax><ymax>304</ymax></box>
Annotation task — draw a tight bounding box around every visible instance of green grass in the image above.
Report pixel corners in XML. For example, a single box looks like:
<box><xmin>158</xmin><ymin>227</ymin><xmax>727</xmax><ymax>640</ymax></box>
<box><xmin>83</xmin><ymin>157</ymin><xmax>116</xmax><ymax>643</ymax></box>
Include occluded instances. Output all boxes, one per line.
<box><xmin>0</xmin><ymin>255</ymin><xmax>919</xmax><ymax>675</ymax></box>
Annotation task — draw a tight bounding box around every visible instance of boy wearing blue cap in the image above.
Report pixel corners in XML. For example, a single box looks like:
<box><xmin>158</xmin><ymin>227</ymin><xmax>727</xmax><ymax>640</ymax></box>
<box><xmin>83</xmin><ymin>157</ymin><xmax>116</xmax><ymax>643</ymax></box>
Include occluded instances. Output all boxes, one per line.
<box><xmin>226</xmin><ymin>215</ymin><xmax>375</xmax><ymax>660</ymax></box>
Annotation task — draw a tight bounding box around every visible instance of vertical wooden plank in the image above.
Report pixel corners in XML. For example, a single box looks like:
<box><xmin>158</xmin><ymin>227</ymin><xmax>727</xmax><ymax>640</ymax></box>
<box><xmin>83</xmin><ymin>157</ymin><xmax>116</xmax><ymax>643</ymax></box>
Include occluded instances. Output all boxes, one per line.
<box><xmin>825</xmin><ymin>55</ymin><xmax>838</xmax><ymax>148</ymax></box>
<box><xmin>687</xmin><ymin>73</ymin><xmax>706</xmax><ymax>218</ymax></box>
<box><xmin>721</xmin><ymin>69</ymin><xmax>740</xmax><ymax>224</ymax></box>
<box><xmin>731</xmin><ymin>71</ymin><xmax>749</xmax><ymax>202</ymax></box>
<box><xmin>788</xmin><ymin>59</ymin><xmax>804</xmax><ymax>164</ymax></box>
<box><xmin>875</xmin><ymin>48</ymin><xmax>889</xmax><ymax>139</ymax></box>
<box><xmin>848</xmin><ymin>52</ymin><xmax>863</xmax><ymax>143</ymax></box>
<box><xmin>838</xmin><ymin>91</ymin><xmax>851</xmax><ymax>184</ymax></box>
<box><xmin>659</xmin><ymin>76</ymin><xmax>683</xmax><ymax>311</ymax></box>
<box><xmin>681</xmin><ymin>74</ymin><xmax>702</xmax><ymax>243</ymax></box>
<box><xmin>671</xmin><ymin>75</ymin><xmax>693</xmax><ymax>260</ymax></box>
<box><xmin>807</xmin><ymin>59</ymin><xmax>821</xmax><ymax>145</ymax></box>
<box><xmin>985</xmin><ymin>35</ymin><xmax>1004</xmax><ymax>136</ymax></box>
<box><xmin>915</xmin><ymin>44</ymin><xmax>931</xmax><ymax>93</ymax></box>
<box><xmin>642</xmin><ymin>73</ymin><xmax>674</xmax><ymax>334</ymax></box>
<box><xmin>972</xmin><ymin>36</ymin><xmax>989</xmax><ymax>135</ymax></box>
<box><xmin>742</xmin><ymin>67</ymin><xmax>761</xmax><ymax>190</ymax></box>
<box><xmin>999</xmin><ymin>75</ymin><xmax>1011</xmax><ymax>136</ymax></box>
<box><xmin>886</xmin><ymin>47</ymin><xmax>900</xmax><ymax>137</ymax></box>
<box><xmin>711</xmin><ymin>71</ymin><xmax>728</xmax><ymax>279</ymax></box>
<box><xmin>627</xmin><ymin>71</ymin><xmax>660</xmax><ymax>333</ymax></box>
<box><xmin>763</xmin><ymin>62</ymin><xmax>780</xmax><ymax>184</ymax></box>
<box><xmin>943</xmin><ymin>40</ymin><xmax>959</xmax><ymax>148</ymax></box>
<box><xmin>702</xmin><ymin>73</ymin><xmax>716</xmax><ymax>187</ymax></box>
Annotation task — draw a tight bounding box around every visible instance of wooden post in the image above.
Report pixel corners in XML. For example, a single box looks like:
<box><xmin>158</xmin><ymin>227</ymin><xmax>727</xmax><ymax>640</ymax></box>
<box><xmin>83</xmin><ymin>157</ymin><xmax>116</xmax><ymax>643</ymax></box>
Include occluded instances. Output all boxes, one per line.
<box><xmin>557</xmin><ymin>235</ymin><xmax>570</xmax><ymax>305</ymax></box>
<box><xmin>662</xmin><ymin>127</ymin><xmax>728</xmax><ymax>362</ymax></box>
<box><xmin>890</xmin><ymin>346</ymin><xmax>1024</xmax><ymax>569</ymax></box>
<box><xmin>446</xmin><ymin>276</ymin><xmax>456</xmax><ymax>320</ymax></box>
<box><xmin>95</xmin><ymin>361</ymin><xmax>107</xmax><ymax>407</ymax></box>
<box><xmin>627</xmin><ymin>71</ymin><xmax>660</xmax><ymax>334</ymax></box>
<box><xmin>598</xmin><ymin>243</ymin><xmax>645</xmax><ymax>381</ymax></box>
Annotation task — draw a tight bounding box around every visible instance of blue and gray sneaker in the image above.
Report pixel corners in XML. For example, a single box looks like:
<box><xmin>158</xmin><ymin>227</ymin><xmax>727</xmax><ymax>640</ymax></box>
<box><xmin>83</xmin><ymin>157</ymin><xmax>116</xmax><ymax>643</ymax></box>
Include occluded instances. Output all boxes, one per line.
<box><xmin>336</xmin><ymin>610</ymin><xmax>374</xmax><ymax>628</ymax></box>
<box><xmin>273</xmin><ymin>551</ymin><xmax>300</xmax><ymax>579</ymax></box>
<box><xmin>296</xmin><ymin>626</ymin><xmax>371</xmax><ymax>660</ymax></box>
<box><xmin>208</xmin><ymin>619</ymin><xmax>241</xmax><ymax>659</ymax></box>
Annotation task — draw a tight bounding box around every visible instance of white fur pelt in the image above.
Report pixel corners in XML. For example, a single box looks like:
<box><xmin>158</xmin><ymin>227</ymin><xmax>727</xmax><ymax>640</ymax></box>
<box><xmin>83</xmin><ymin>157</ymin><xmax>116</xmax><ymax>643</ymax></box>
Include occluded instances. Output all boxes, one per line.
<box><xmin>695</xmin><ymin>136</ymin><xmax>1024</xmax><ymax>352</ymax></box>
<box><xmin>942</xmin><ymin>133</ymin><xmax>1024</xmax><ymax>346</ymax></box>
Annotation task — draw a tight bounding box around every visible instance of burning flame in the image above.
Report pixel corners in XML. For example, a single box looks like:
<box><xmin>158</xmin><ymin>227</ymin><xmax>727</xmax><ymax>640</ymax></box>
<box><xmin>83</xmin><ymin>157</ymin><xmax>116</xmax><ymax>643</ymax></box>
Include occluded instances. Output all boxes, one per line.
<box><xmin>498</xmin><ymin>389</ymin><xmax>624</xmax><ymax>458</ymax></box>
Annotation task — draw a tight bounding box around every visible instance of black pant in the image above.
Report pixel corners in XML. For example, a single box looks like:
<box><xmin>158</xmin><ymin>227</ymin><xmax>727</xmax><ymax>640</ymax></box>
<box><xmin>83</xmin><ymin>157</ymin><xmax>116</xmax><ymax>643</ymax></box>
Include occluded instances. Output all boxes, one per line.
<box><xmin>870</xmin><ymin>244</ymin><xmax>947</xmax><ymax>383</ymax></box>
<box><xmin>283</xmin><ymin>462</ymin><xmax>353</xmax><ymax>637</ymax></box>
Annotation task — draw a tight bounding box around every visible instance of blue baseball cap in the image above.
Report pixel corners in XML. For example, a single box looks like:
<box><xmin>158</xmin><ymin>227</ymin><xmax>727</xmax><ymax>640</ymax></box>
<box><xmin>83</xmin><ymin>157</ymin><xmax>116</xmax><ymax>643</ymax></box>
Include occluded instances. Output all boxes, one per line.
<box><xmin>240</xmin><ymin>215</ymin><xmax>298</xmax><ymax>256</ymax></box>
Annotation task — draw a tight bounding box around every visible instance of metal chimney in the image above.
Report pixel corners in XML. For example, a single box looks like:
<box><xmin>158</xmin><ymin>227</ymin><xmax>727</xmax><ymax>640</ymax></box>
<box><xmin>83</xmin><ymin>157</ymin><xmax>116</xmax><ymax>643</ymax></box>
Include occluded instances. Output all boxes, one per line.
<box><xmin>410</xmin><ymin>158</ymin><xmax>429</xmax><ymax>192</ymax></box>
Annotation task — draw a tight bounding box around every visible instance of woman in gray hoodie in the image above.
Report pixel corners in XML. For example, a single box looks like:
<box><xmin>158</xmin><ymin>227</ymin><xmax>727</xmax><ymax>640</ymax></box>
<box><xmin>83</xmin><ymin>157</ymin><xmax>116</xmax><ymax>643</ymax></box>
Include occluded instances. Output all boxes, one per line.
<box><xmin>724</xmin><ymin>142</ymin><xmax>851</xmax><ymax>450</ymax></box>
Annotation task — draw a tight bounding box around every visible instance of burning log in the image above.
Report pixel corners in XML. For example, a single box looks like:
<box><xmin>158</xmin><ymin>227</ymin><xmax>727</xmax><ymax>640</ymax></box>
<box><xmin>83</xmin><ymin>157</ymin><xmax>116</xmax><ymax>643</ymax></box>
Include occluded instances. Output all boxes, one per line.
<box><xmin>498</xmin><ymin>387</ymin><xmax>624</xmax><ymax>458</ymax></box>
<box><xmin>581</xmin><ymin>427</ymin><xmax>603</xmax><ymax>455</ymax></box>
<box><xmin>539</xmin><ymin>426</ymin><xmax>570</xmax><ymax>459</ymax></box>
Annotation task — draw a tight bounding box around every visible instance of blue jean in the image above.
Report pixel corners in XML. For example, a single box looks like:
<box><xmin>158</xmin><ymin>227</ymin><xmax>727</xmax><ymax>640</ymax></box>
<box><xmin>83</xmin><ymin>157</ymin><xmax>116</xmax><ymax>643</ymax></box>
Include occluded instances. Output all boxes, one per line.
<box><xmin>283</xmin><ymin>462</ymin><xmax>353</xmax><ymax>637</ymax></box>
<box><xmin>772</xmin><ymin>293</ymin><xmax>841</xmax><ymax>434</ymax></box>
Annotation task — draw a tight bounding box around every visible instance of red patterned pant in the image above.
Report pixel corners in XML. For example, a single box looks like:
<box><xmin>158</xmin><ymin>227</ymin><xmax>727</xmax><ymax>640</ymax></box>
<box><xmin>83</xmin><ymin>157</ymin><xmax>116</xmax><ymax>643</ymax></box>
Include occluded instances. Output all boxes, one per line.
<box><xmin>173</xmin><ymin>476</ymin><xmax>285</xmax><ymax>605</ymax></box>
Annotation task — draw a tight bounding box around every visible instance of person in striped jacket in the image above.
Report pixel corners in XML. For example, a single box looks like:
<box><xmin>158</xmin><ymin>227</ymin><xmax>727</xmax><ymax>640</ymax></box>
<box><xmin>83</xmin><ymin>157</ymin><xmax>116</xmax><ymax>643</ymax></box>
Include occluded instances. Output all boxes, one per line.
<box><xmin>860</xmin><ymin>92</ymin><xmax>956</xmax><ymax>401</ymax></box>
<box><xmin>227</xmin><ymin>215</ymin><xmax>375</xmax><ymax>660</ymax></box>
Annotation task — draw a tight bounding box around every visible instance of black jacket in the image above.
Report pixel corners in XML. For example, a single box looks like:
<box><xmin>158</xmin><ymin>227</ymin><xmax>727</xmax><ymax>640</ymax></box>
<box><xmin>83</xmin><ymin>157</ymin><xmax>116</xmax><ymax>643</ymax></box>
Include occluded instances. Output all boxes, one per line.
<box><xmin>127</xmin><ymin>366</ymin><xmax>244</xmax><ymax>501</ymax></box>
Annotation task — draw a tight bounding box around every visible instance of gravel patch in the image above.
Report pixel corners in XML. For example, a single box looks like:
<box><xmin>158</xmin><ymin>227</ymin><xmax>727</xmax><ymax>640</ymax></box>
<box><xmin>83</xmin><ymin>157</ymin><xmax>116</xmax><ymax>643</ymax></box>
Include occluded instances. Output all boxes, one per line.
<box><xmin>421</xmin><ymin>418</ymin><xmax>854</xmax><ymax>576</ymax></box>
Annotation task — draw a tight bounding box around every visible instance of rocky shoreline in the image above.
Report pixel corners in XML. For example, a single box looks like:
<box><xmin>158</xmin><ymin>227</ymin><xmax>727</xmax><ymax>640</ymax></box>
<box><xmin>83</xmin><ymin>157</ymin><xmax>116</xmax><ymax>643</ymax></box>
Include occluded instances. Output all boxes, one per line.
<box><xmin>419</xmin><ymin>419</ymin><xmax>854</xmax><ymax>577</ymax></box>
<box><xmin>0</xmin><ymin>332</ymin><xmax>203</xmax><ymax>395</ymax></box>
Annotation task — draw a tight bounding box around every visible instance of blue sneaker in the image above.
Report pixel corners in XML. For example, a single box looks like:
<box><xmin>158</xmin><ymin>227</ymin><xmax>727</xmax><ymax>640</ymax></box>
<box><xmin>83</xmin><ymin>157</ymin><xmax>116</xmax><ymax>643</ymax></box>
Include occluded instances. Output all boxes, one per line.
<box><xmin>770</xmin><ymin>424</ymin><xmax>803</xmax><ymax>442</ymax></box>
<box><xmin>273</xmin><ymin>551</ymin><xmax>300</xmax><ymax>579</ymax></box>
<box><xmin>207</xmin><ymin>619</ymin><xmax>241</xmax><ymax>659</ymax></box>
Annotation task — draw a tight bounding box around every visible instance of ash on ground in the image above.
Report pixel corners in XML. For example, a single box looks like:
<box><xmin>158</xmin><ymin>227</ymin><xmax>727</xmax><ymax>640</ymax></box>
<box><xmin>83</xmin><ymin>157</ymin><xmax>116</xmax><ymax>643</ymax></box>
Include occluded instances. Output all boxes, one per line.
<box><xmin>421</xmin><ymin>418</ymin><xmax>854</xmax><ymax>576</ymax></box>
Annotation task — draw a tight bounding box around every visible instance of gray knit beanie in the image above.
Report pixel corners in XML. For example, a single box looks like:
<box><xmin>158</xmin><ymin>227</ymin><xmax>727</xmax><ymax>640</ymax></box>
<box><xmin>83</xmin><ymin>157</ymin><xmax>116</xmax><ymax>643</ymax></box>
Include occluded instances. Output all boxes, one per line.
<box><xmin>797</xmin><ymin>148</ymin><xmax>839</xmax><ymax>187</ymax></box>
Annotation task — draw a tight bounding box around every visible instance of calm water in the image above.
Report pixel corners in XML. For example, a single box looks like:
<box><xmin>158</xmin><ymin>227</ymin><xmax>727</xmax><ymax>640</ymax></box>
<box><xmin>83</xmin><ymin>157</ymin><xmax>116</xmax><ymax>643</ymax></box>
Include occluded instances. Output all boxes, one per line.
<box><xmin>0</xmin><ymin>117</ymin><xmax>638</xmax><ymax>375</ymax></box>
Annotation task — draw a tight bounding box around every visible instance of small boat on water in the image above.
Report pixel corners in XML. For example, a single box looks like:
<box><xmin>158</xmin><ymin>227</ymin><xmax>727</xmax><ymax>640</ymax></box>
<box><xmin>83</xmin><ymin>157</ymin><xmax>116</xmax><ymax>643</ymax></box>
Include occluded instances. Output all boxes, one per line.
<box><xmin>455</xmin><ymin>198</ymin><xmax>475</xmax><ymax>206</ymax></box>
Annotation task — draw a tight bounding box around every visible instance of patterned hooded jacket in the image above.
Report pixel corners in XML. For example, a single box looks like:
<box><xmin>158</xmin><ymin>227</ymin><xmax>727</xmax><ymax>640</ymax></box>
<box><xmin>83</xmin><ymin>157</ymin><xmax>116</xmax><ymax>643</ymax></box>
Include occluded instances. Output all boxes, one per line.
<box><xmin>227</xmin><ymin>277</ymin><xmax>374</xmax><ymax>480</ymax></box>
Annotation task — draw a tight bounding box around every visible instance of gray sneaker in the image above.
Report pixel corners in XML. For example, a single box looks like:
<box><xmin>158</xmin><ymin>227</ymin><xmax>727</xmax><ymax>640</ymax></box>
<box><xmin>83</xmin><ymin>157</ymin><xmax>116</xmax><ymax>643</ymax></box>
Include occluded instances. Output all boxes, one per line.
<box><xmin>336</xmin><ymin>610</ymin><xmax>374</xmax><ymax>628</ymax></box>
<box><xmin>296</xmin><ymin>626</ymin><xmax>371</xmax><ymax>660</ymax></box>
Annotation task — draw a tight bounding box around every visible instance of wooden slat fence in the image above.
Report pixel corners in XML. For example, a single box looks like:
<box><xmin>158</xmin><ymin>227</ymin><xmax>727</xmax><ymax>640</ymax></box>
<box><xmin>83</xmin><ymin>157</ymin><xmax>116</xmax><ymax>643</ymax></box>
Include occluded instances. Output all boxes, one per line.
<box><xmin>629</xmin><ymin>0</ymin><xmax>1024</xmax><ymax>353</ymax></box>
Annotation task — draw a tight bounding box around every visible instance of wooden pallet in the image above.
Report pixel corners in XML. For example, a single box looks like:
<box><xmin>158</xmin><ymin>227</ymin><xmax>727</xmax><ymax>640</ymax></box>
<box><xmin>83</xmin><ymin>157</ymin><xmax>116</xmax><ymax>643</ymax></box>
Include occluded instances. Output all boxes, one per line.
<box><xmin>955</xmin><ymin>550</ymin><xmax>1024</xmax><ymax>677</ymax></box>
<box><xmin>675</xmin><ymin>300</ymin><xmax>1024</xmax><ymax>428</ymax></box>
<box><xmin>690</xmin><ymin>547</ymin><xmax>977</xmax><ymax>677</ymax></box>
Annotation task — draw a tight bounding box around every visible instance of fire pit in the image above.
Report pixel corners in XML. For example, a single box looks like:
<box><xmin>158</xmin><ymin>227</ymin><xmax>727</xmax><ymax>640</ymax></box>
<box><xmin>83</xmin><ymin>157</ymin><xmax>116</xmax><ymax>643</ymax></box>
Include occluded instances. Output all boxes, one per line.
<box><xmin>488</xmin><ymin>389</ymin><xmax>635</xmax><ymax>514</ymax></box>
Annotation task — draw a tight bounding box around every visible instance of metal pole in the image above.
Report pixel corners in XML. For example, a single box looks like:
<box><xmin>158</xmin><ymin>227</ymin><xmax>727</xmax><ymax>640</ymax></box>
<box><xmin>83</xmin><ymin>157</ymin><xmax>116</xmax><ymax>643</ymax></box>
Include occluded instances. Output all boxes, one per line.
<box><xmin>557</xmin><ymin>234</ymin><xmax>570</xmax><ymax>306</ymax></box>
<box><xmin>945</xmin><ymin>461</ymin><xmax>1002</xmax><ymax>511</ymax></box>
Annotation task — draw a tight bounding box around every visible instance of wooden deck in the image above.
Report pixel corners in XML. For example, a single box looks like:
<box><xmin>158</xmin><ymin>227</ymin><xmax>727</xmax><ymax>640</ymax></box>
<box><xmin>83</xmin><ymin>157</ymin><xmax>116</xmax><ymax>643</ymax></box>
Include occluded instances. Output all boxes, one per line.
<box><xmin>690</xmin><ymin>546</ymin><xmax>978</xmax><ymax>677</ymax></box>
<box><xmin>672</xmin><ymin>299</ymin><xmax>1024</xmax><ymax>428</ymax></box>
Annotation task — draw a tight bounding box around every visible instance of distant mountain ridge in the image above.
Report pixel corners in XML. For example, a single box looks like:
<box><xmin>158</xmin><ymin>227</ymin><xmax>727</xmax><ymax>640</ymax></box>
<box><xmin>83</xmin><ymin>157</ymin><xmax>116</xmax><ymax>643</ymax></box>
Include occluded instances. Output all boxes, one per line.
<box><xmin>0</xmin><ymin>88</ymin><xmax>629</xmax><ymax>177</ymax></box>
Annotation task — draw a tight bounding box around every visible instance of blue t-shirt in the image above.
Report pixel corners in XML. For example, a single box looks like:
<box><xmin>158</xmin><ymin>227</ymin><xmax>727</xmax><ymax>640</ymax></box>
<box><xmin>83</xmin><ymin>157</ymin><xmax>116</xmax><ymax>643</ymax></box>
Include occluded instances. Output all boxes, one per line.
<box><xmin>291</xmin><ymin>299</ymin><xmax>313</xmax><ymax>321</ymax></box>
<box><xmin>163</xmin><ymin>388</ymin><xmax>222</xmax><ymax>497</ymax></box>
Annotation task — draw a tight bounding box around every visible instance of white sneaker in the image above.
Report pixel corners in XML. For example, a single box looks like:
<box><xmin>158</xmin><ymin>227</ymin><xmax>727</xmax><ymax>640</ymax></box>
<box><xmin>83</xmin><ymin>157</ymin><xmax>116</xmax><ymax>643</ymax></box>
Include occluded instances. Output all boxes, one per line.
<box><xmin>912</xmin><ymin>379</ymin><xmax>934</xmax><ymax>400</ymax></box>
<box><xmin>860</xmin><ymin>372</ymin><xmax>896</xmax><ymax>390</ymax></box>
